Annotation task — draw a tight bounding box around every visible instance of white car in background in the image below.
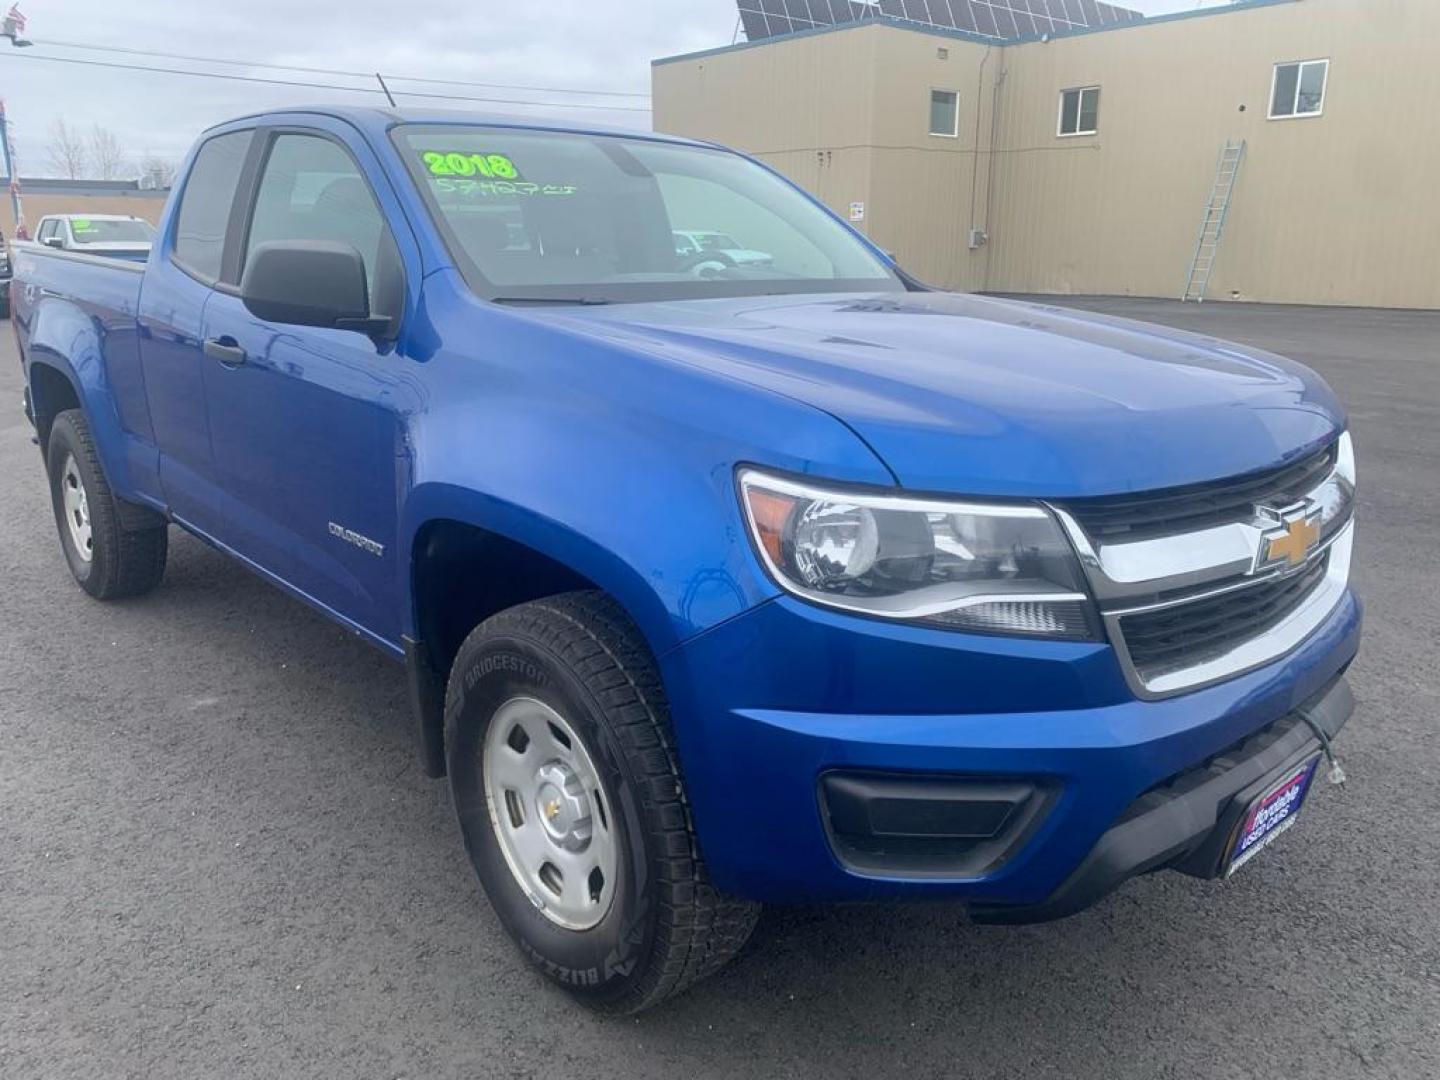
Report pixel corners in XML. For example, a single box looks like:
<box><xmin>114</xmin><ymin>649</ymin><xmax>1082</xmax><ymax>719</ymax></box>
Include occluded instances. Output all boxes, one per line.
<box><xmin>35</xmin><ymin>214</ymin><xmax>156</xmax><ymax>262</ymax></box>
<box><xmin>672</xmin><ymin>229</ymin><xmax>774</xmax><ymax>270</ymax></box>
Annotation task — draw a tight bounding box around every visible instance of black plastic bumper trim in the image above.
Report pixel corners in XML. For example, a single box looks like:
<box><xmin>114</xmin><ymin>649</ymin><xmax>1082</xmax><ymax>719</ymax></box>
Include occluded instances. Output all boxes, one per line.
<box><xmin>823</xmin><ymin>774</ymin><xmax>1034</xmax><ymax>840</ymax></box>
<box><xmin>969</xmin><ymin>674</ymin><xmax>1354</xmax><ymax>925</ymax></box>
<box><xmin>819</xmin><ymin>772</ymin><xmax>1056</xmax><ymax>879</ymax></box>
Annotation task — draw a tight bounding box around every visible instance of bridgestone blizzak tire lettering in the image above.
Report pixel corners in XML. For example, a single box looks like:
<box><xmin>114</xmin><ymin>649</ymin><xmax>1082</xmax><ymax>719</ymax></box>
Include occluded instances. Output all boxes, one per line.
<box><xmin>444</xmin><ymin>591</ymin><xmax>759</xmax><ymax>1013</ymax></box>
<box><xmin>46</xmin><ymin>409</ymin><xmax>168</xmax><ymax>600</ymax></box>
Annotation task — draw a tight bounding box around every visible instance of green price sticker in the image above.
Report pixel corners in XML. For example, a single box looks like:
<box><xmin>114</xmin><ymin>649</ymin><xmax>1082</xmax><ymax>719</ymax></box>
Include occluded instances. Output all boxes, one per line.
<box><xmin>421</xmin><ymin>151</ymin><xmax>519</xmax><ymax>180</ymax></box>
<box><xmin>72</xmin><ymin>218</ymin><xmax>94</xmax><ymax>231</ymax></box>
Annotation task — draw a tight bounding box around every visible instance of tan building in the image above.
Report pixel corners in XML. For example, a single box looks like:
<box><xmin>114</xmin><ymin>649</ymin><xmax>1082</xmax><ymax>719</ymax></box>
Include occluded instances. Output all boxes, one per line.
<box><xmin>653</xmin><ymin>0</ymin><xmax>1440</xmax><ymax>309</ymax></box>
<box><xmin>0</xmin><ymin>179</ymin><xmax>168</xmax><ymax>239</ymax></box>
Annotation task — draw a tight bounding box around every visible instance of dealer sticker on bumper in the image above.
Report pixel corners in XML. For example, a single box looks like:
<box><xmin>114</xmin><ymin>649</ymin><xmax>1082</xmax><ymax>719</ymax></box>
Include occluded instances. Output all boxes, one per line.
<box><xmin>1224</xmin><ymin>755</ymin><xmax>1323</xmax><ymax>878</ymax></box>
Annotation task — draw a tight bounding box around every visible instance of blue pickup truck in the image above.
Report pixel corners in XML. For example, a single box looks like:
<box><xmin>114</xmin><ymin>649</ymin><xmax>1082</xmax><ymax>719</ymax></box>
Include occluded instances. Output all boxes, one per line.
<box><xmin>13</xmin><ymin>106</ymin><xmax>1360</xmax><ymax>1012</ymax></box>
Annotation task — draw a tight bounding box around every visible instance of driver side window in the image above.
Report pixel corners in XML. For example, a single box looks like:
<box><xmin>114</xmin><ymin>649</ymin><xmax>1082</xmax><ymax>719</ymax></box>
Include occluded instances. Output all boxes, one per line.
<box><xmin>243</xmin><ymin>133</ymin><xmax>401</xmax><ymax>315</ymax></box>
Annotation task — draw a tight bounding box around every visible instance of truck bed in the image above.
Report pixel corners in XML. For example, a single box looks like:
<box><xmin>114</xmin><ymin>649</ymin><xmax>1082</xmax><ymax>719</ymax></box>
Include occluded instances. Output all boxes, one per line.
<box><xmin>11</xmin><ymin>241</ymin><xmax>147</xmax><ymax>328</ymax></box>
<box><xmin>12</xmin><ymin>240</ymin><xmax>156</xmax><ymax>508</ymax></box>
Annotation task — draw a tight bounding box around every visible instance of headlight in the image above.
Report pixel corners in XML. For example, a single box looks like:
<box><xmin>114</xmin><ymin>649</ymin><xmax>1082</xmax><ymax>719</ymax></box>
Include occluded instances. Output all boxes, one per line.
<box><xmin>1313</xmin><ymin>430</ymin><xmax>1355</xmax><ymax>543</ymax></box>
<box><xmin>738</xmin><ymin>469</ymin><xmax>1098</xmax><ymax>640</ymax></box>
<box><xmin>1335</xmin><ymin>430</ymin><xmax>1355</xmax><ymax>486</ymax></box>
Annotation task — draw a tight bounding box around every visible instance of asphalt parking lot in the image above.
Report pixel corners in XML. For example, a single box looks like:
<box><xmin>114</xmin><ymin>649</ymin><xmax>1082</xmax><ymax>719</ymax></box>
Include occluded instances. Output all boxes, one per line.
<box><xmin>2</xmin><ymin>297</ymin><xmax>1437</xmax><ymax>1080</ymax></box>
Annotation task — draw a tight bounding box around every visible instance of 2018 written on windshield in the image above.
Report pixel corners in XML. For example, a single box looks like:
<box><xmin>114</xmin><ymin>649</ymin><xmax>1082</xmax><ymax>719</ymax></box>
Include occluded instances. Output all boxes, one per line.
<box><xmin>421</xmin><ymin>151</ymin><xmax>578</xmax><ymax>198</ymax></box>
<box><xmin>422</xmin><ymin>151</ymin><xmax>520</xmax><ymax>179</ymax></box>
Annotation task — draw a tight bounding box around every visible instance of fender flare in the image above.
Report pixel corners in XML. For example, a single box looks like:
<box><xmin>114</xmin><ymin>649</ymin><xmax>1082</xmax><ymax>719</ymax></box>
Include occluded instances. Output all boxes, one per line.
<box><xmin>24</xmin><ymin>303</ymin><xmax>139</xmax><ymax>498</ymax></box>
<box><xmin>400</xmin><ymin>482</ymin><xmax>678</xmax><ymax>657</ymax></box>
<box><xmin>399</xmin><ymin>483</ymin><xmax>686</xmax><ymax>779</ymax></box>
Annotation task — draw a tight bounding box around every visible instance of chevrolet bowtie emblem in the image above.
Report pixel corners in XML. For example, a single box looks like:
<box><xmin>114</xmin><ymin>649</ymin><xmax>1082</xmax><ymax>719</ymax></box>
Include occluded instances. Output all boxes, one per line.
<box><xmin>1260</xmin><ymin>511</ymin><xmax>1321</xmax><ymax>568</ymax></box>
<box><xmin>544</xmin><ymin>799</ymin><xmax>562</xmax><ymax>821</ymax></box>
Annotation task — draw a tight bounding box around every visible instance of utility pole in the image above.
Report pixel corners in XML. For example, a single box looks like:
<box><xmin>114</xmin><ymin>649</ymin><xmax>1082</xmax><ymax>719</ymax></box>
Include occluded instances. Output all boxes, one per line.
<box><xmin>0</xmin><ymin>100</ymin><xmax>23</xmax><ymax>236</ymax></box>
<box><xmin>1</xmin><ymin>6</ymin><xmax>31</xmax><ymax>236</ymax></box>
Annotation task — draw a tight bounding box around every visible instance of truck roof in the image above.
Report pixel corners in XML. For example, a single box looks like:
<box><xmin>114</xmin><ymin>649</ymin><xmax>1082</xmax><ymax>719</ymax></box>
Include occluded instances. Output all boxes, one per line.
<box><xmin>201</xmin><ymin>105</ymin><xmax>709</xmax><ymax>150</ymax></box>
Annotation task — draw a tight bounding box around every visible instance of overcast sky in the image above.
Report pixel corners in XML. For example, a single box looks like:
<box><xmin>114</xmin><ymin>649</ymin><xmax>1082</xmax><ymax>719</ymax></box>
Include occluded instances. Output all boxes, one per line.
<box><xmin>0</xmin><ymin>0</ymin><xmax>1228</xmax><ymax>178</ymax></box>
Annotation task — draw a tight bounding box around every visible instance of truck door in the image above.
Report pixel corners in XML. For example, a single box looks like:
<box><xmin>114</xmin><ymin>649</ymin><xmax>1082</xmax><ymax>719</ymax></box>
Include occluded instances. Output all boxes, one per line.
<box><xmin>137</xmin><ymin>127</ymin><xmax>254</xmax><ymax>533</ymax></box>
<box><xmin>196</xmin><ymin>124</ymin><xmax>414</xmax><ymax>647</ymax></box>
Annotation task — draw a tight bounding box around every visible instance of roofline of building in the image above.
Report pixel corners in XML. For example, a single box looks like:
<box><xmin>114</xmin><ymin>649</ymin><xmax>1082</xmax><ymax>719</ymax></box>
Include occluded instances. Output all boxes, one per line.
<box><xmin>652</xmin><ymin>0</ymin><xmax>1299</xmax><ymax>67</ymax></box>
<box><xmin>11</xmin><ymin>178</ymin><xmax>171</xmax><ymax>197</ymax></box>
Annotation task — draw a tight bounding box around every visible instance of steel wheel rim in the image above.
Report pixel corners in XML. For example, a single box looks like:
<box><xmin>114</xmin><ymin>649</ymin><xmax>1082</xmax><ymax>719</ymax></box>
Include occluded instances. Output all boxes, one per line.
<box><xmin>482</xmin><ymin>696</ymin><xmax>619</xmax><ymax>931</ymax></box>
<box><xmin>60</xmin><ymin>453</ymin><xmax>93</xmax><ymax>563</ymax></box>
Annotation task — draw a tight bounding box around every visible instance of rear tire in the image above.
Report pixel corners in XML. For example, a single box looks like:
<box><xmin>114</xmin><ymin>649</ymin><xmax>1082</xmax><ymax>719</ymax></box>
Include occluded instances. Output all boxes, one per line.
<box><xmin>444</xmin><ymin>591</ymin><xmax>758</xmax><ymax>1013</ymax></box>
<box><xmin>46</xmin><ymin>409</ymin><xmax>167</xmax><ymax>600</ymax></box>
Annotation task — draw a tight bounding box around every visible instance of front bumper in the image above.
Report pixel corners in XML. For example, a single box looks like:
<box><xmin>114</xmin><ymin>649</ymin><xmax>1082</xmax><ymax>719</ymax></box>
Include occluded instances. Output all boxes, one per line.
<box><xmin>970</xmin><ymin>673</ymin><xmax>1351</xmax><ymax>922</ymax></box>
<box><xmin>660</xmin><ymin>587</ymin><xmax>1361</xmax><ymax>911</ymax></box>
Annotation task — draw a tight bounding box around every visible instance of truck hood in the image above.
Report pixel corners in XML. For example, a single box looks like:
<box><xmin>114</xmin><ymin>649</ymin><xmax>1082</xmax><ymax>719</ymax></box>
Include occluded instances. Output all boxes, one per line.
<box><xmin>560</xmin><ymin>291</ymin><xmax>1344</xmax><ymax>497</ymax></box>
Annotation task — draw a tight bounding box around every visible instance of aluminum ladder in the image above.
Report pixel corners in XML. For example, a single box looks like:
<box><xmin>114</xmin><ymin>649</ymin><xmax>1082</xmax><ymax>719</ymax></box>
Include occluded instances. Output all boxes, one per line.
<box><xmin>1182</xmin><ymin>140</ymin><xmax>1246</xmax><ymax>302</ymax></box>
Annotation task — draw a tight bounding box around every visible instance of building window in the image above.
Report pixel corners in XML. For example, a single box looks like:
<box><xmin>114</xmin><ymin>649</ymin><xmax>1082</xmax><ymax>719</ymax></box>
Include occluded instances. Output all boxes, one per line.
<box><xmin>929</xmin><ymin>90</ymin><xmax>959</xmax><ymax>137</ymax></box>
<box><xmin>1270</xmin><ymin>59</ymin><xmax>1328</xmax><ymax>119</ymax></box>
<box><xmin>1058</xmin><ymin>86</ymin><xmax>1100</xmax><ymax>137</ymax></box>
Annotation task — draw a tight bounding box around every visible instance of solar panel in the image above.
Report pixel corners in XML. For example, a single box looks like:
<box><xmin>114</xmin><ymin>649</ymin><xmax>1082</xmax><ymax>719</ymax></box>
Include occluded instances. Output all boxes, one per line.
<box><xmin>735</xmin><ymin>0</ymin><xmax>1143</xmax><ymax>41</ymax></box>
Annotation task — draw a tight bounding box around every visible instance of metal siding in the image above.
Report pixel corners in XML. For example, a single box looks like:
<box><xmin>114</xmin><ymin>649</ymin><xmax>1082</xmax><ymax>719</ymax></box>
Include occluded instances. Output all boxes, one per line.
<box><xmin>653</xmin><ymin>24</ymin><xmax>887</xmax><ymax>256</ymax></box>
<box><xmin>985</xmin><ymin>0</ymin><xmax>1440</xmax><ymax>307</ymax></box>
<box><xmin>656</xmin><ymin>0</ymin><xmax>1440</xmax><ymax>308</ymax></box>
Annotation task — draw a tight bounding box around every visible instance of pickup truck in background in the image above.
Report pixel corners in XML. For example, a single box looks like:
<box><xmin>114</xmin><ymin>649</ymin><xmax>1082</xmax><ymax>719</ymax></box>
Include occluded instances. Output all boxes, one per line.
<box><xmin>671</xmin><ymin>228</ymin><xmax>774</xmax><ymax>270</ymax></box>
<box><xmin>12</xmin><ymin>106</ymin><xmax>1361</xmax><ymax>1013</ymax></box>
<box><xmin>33</xmin><ymin>213</ymin><xmax>155</xmax><ymax>261</ymax></box>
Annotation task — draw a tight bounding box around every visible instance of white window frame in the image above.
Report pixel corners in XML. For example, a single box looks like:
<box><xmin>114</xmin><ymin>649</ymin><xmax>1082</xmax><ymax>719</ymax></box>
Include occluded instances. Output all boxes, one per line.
<box><xmin>1268</xmin><ymin>58</ymin><xmax>1329</xmax><ymax>120</ymax></box>
<box><xmin>928</xmin><ymin>88</ymin><xmax>959</xmax><ymax>138</ymax></box>
<box><xmin>1057</xmin><ymin>85</ymin><xmax>1100</xmax><ymax>138</ymax></box>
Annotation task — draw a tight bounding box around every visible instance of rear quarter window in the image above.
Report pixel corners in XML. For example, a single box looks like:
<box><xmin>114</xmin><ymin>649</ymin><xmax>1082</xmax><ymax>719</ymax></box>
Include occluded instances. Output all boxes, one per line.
<box><xmin>172</xmin><ymin>130</ymin><xmax>251</xmax><ymax>281</ymax></box>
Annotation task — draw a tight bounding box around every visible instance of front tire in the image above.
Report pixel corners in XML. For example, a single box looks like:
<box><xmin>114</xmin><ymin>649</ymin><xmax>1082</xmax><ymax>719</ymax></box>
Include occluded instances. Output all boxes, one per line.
<box><xmin>46</xmin><ymin>409</ymin><xmax>167</xmax><ymax>600</ymax></box>
<box><xmin>444</xmin><ymin>591</ymin><xmax>758</xmax><ymax>1013</ymax></box>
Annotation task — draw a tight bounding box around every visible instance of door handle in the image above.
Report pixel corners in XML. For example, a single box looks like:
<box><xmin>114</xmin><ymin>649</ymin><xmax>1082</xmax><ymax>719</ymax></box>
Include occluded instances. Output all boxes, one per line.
<box><xmin>203</xmin><ymin>336</ymin><xmax>247</xmax><ymax>367</ymax></box>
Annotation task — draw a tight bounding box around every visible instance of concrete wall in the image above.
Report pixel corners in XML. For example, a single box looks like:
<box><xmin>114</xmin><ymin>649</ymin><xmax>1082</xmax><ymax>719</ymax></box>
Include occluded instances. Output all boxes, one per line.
<box><xmin>653</xmin><ymin>0</ymin><xmax>1440</xmax><ymax>309</ymax></box>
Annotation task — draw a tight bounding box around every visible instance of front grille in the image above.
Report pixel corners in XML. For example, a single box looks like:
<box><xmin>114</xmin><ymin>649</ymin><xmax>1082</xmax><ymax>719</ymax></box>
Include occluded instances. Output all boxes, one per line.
<box><xmin>1062</xmin><ymin>443</ymin><xmax>1337</xmax><ymax>540</ymax></box>
<box><xmin>1119</xmin><ymin>554</ymin><xmax>1329</xmax><ymax>679</ymax></box>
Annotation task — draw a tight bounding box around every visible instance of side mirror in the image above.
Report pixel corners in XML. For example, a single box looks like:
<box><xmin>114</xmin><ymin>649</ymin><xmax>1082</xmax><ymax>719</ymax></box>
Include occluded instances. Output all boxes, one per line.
<box><xmin>44</xmin><ymin>236</ymin><xmax>64</xmax><ymax>249</ymax></box>
<box><xmin>240</xmin><ymin>240</ymin><xmax>391</xmax><ymax>337</ymax></box>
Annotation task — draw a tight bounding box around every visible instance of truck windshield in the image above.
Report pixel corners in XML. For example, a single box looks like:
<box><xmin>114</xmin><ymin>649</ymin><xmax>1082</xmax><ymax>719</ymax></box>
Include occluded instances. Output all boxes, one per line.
<box><xmin>393</xmin><ymin>124</ymin><xmax>902</xmax><ymax>303</ymax></box>
<box><xmin>69</xmin><ymin>218</ymin><xmax>155</xmax><ymax>244</ymax></box>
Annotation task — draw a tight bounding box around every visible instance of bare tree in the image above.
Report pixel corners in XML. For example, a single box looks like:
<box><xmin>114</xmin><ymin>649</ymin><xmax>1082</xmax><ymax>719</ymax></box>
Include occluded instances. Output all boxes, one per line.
<box><xmin>89</xmin><ymin>124</ymin><xmax>128</xmax><ymax>180</ymax></box>
<box><xmin>138</xmin><ymin>156</ymin><xmax>178</xmax><ymax>190</ymax></box>
<box><xmin>47</xmin><ymin>117</ymin><xmax>88</xmax><ymax>179</ymax></box>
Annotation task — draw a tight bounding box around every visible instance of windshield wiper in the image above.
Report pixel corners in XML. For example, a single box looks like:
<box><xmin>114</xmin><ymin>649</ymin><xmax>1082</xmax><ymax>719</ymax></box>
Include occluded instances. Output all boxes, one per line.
<box><xmin>491</xmin><ymin>296</ymin><xmax>612</xmax><ymax>306</ymax></box>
